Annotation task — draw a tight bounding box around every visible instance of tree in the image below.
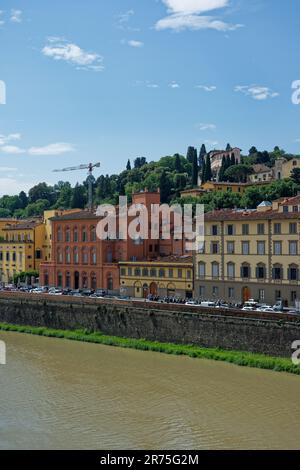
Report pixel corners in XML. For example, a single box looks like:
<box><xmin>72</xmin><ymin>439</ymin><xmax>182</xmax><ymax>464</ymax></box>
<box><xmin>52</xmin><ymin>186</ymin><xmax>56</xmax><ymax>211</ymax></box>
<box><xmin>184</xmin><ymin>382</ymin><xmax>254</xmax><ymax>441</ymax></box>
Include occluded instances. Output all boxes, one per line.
<box><xmin>224</xmin><ymin>164</ymin><xmax>253</xmax><ymax>183</ymax></box>
<box><xmin>28</xmin><ymin>183</ymin><xmax>56</xmax><ymax>205</ymax></box>
<box><xmin>204</xmin><ymin>156</ymin><xmax>212</xmax><ymax>182</ymax></box>
<box><xmin>134</xmin><ymin>157</ymin><xmax>147</xmax><ymax>169</ymax></box>
<box><xmin>126</xmin><ymin>159</ymin><xmax>132</xmax><ymax>171</ymax></box>
<box><xmin>175</xmin><ymin>154</ymin><xmax>182</xmax><ymax>173</ymax></box>
<box><xmin>18</xmin><ymin>191</ymin><xmax>28</xmax><ymax>209</ymax></box>
<box><xmin>71</xmin><ymin>184</ymin><xmax>86</xmax><ymax>209</ymax></box>
<box><xmin>159</xmin><ymin>170</ymin><xmax>171</xmax><ymax>203</ymax></box>
<box><xmin>54</xmin><ymin>182</ymin><xmax>73</xmax><ymax>209</ymax></box>
<box><xmin>192</xmin><ymin>151</ymin><xmax>199</xmax><ymax>186</ymax></box>
<box><xmin>186</xmin><ymin>146</ymin><xmax>196</xmax><ymax>164</ymax></box>
<box><xmin>249</xmin><ymin>146</ymin><xmax>258</xmax><ymax>156</ymax></box>
<box><xmin>291</xmin><ymin>168</ymin><xmax>300</xmax><ymax>185</ymax></box>
<box><xmin>218</xmin><ymin>156</ymin><xmax>226</xmax><ymax>182</ymax></box>
<box><xmin>199</xmin><ymin>144</ymin><xmax>206</xmax><ymax>165</ymax></box>
<box><xmin>226</xmin><ymin>143</ymin><xmax>232</xmax><ymax>151</ymax></box>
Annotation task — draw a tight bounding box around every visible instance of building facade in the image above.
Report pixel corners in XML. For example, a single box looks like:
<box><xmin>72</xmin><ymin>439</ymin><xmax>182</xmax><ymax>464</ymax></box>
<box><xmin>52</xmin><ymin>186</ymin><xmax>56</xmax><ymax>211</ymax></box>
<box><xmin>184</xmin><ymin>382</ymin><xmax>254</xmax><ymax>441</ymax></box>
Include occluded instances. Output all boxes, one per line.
<box><xmin>207</xmin><ymin>147</ymin><xmax>241</xmax><ymax>178</ymax></box>
<box><xmin>40</xmin><ymin>190</ymin><xmax>187</xmax><ymax>291</ymax></box>
<box><xmin>194</xmin><ymin>196</ymin><xmax>300</xmax><ymax>307</ymax></box>
<box><xmin>119</xmin><ymin>256</ymin><xmax>193</xmax><ymax>299</ymax></box>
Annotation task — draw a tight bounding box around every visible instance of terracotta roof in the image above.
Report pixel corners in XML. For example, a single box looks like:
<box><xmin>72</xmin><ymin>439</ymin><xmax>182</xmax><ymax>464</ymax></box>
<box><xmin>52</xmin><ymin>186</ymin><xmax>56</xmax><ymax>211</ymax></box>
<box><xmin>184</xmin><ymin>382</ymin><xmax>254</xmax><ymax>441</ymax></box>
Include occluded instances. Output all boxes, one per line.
<box><xmin>204</xmin><ymin>208</ymin><xmax>300</xmax><ymax>221</ymax></box>
<box><xmin>50</xmin><ymin>210</ymin><xmax>100</xmax><ymax>221</ymax></box>
<box><xmin>280</xmin><ymin>195</ymin><xmax>300</xmax><ymax>205</ymax></box>
<box><xmin>3</xmin><ymin>219</ymin><xmax>43</xmax><ymax>230</ymax></box>
<box><xmin>252</xmin><ymin>164</ymin><xmax>272</xmax><ymax>174</ymax></box>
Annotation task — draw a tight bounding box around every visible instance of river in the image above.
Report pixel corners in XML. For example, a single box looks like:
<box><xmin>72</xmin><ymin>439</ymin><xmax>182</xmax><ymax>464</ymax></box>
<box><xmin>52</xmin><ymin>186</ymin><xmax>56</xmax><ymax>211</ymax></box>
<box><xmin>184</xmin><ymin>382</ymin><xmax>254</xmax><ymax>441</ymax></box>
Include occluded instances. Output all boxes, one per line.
<box><xmin>0</xmin><ymin>331</ymin><xmax>300</xmax><ymax>450</ymax></box>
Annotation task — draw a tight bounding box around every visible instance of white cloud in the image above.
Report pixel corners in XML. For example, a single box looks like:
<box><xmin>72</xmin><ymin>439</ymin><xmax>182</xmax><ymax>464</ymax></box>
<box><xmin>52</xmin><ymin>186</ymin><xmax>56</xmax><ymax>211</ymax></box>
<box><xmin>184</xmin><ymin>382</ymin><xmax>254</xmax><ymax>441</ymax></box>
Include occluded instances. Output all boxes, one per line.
<box><xmin>128</xmin><ymin>40</ymin><xmax>144</xmax><ymax>48</ymax></box>
<box><xmin>204</xmin><ymin>139</ymin><xmax>219</xmax><ymax>146</ymax></box>
<box><xmin>197</xmin><ymin>123</ymin><xmax>216</xmax><ymax>131</ymax></box>
<box><xmin>0</xmin><ymin>145</ymin><xmax>25</xmax><ymax>154</ymax></box>
<box><xmin>116</xmin><ymin>9</ymin><xmax>140</xmax><ymax>32</ymax></box>
<box><xmin>28</xmin><ymin>142</ymin><xmax>75</xmax><ymax>156</ymax></box>
<box><xmin>196</xmin><ymin>85</ymin><xmax>217</xmax><ymax>92</ymax></box>
<box><xmin>42</xmin><ymin>38</ymin><xmax>104</xmax><ymax>72</ymax></box>
<box><xmin>235</xmin><ymin>85</ymin><xmax>279</xmax><ymax>101</ymax></box>
<box><xmin>0</xmin><ymin>133</ymin><xmax>21</xmax><ymax>145</ymax></box>
<box><xmin>0</xmin><ymin>167</ymin><xmax>18</xmax><ymax>172</ymax></box>
<box><xmin>169</xmin><ymin>81</ymin><xmax>180</xmax><ymax>88</ymax></box>
<box><xmin>156</xmin><ymin>0</ymin><xmax>243</xmax><ymax>32</ymax></box>
<box><xmin>10</xmin><ymin>9</ymin><xmax>22</xmax><ymax>23</ymax></box>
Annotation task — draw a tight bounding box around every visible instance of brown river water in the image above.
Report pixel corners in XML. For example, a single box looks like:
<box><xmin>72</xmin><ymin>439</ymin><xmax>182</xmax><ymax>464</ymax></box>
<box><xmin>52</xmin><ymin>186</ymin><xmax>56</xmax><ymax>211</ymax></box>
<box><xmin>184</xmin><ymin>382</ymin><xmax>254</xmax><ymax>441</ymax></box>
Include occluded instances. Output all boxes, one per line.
<box><xmin>0</xmin><ymin>331</ymin><xmax>300</xmax><ymax>450</ymax></box>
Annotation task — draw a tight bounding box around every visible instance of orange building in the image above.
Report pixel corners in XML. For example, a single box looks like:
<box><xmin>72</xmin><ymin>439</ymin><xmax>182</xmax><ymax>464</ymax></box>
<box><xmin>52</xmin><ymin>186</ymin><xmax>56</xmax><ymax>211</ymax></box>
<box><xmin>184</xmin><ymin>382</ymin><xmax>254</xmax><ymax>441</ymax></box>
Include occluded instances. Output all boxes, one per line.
<box><xmin>40</xmin><ymin>190</ymin><xmax>186</xmax><ymax>292</ymax></box>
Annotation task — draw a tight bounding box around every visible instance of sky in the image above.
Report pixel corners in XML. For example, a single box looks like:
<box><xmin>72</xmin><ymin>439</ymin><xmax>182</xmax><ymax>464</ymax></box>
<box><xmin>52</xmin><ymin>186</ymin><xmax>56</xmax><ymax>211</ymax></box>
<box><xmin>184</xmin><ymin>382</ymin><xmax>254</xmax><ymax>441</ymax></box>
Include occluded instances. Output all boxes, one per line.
<box><xmin>0</xmin><ymin>0</ymin><xmax>300</xmax><ymax>195</ymax></box>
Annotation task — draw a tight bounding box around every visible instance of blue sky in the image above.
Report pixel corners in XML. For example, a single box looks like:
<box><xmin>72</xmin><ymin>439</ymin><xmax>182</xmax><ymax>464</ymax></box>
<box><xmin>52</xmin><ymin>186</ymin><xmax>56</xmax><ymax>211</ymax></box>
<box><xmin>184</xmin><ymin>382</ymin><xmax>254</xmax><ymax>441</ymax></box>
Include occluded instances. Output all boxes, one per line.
<box><xmin>0</xmin><ymin>0</ymin><xmax>300</xmax><ymax>195</ymax></box>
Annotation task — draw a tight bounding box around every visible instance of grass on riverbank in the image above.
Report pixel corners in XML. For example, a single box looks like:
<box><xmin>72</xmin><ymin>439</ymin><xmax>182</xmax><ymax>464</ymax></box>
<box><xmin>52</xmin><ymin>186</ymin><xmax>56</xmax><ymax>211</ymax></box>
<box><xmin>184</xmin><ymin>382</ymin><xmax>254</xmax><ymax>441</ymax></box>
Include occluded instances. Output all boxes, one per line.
<box><xmin>0</xmin><ymin>322</ymin><xmax>300</xmax><ymax>376</ymax></box>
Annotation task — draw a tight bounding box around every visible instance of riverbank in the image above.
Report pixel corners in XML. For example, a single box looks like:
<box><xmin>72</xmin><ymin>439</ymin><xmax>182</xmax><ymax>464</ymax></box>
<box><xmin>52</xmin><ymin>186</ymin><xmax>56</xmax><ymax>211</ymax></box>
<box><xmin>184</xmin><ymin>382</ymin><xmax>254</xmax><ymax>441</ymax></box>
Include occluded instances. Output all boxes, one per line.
<box><xmin>1</xmin><ymin>322</ymin><xmax>300</xmax><ymax>376</ymax></box>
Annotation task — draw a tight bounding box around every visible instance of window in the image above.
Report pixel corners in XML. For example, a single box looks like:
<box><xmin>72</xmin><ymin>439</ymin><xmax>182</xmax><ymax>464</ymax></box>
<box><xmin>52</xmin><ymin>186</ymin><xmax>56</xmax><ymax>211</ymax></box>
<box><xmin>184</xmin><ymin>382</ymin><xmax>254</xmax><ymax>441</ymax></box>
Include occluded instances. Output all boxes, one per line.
<box><xmin>242</xmin><ymin>241</ymin><xmax>250</xmax><ymax>255</ymax></box>
<box><xmin>57</xmin><ymin>227</ymin><xmax>62</xmax><ymax>242</ymax></box>
<box><xmin>198</xmin><ymin>262</ymin><xmax>206</xmax><ymax>278</ymax></box>
<box><xmin>256</xmin><ymin>265</ymin><xmax>266</xmax><ymax>279</ymax></box>
<box><xmin>228</xmin><ymin>288</ymin><xmax>235</xmax><ymax>299</ymax></box>
<box><xmin>275</xmin><ymin>290</ymin><xmax>282</xmax><ymax>301</ymax></box>
<box><xmin>289</xmin><ymin>241</ymin><xmax>298</xmax><ymax>256</ymax></box>
<box><xmin>274</xmin><ymin>223</ymin><xmax>281</xmax><ymax>235</ymax></box>
<box><xmin>74</xmin><ymin>248</ymin><xmax>79</xmax><ymax>264</ymax></box>
<box><xmin>65</xmin><ymin>248</ymin><xmax>71</xmax><ymax>264</ymax></box>
<box><xmin>178</xmin><ymin>269</ymin><xmax>182</xmax><ymax>279</ymax></box>
<box><xmin>91</xmin><ymin>249</ymin><xmax>97</xmax><ymax>265</ymax></box>
<box><xmin>283</xmin><ymin>206</ymin><xmax>289</xmax><ymax>213</ymax></box>
<box><xmin>211</xmin><ymin>225</ymin><xmax>218</xmax><ymax>236</ymax></box>
<box><xmin>211</xmin><ymin>242</ymin><xmax>219</xmax><ymax>254</ymax></box>
<box><xmin>291</xmin><ymin>291</ymin><xmax>297</xmax><ymax>302</ymax></box>
<box><xmin>227</xmin><ymin>225</ymin><xmax>234</xmax><ymax>236</ymax></box>
<box><xmin>257</xmin><ymin>224</ymin><xmax>265</xmax><ymax>235</ymax></box>
<box><xmin>57</xmin><ymin>273</ymin><xmax>63</xmax><ymax>288</ymax></box>
<box><xmin>241</xmin><ymin>264</ymin><xmax>250</xmax><ymax>279</ymax></box>
<box><xmin>259</xmin><ymin>289</ymin><xmax>265</xmax><ymax>301</ymax></box>
<box><xmin>212</xmin><ymin>286</ymin><xmax>219</xmax><ymax>297</ymax></box>
<box><xmin>242</xmin><ymin>224</ymin><xmax>249</xmax><ymax>236</ymax></box>
<box><xmin>169</xmin><ymin>269</ymin><xmax>173</xmax><ymax>278</ymax></box>
<box><xmin>227</xmin><ymin>263</ymin><xmax>235</xmax><ymax>279</ymax></box>
<box><xmin>212</xmin><ymin>262</ymin><xmax>220</xmax><ymax>278</ymax></box>
<box><xmin>257</xmin><ymin>241</ymin><xmax>266</xmax><ymax>255</ymax></box>
<box><xmin>128</xmin><ymin>267</ymin><xmax>132</xmax><ymax>276</ymax></box>
<box><xmin>73</xmin><ymin>228</ymin><xmax>78</xmax><ymax>242</ymax></box>
<box><xmin>35</xmin><ymin>250</ymin><xmax>41</xmax><ymax>260</ymax></box>
<box><xmin>150</xmin><ymin>268</ymin><xmax>157</xmax><ymax>277</ymax></box>
<box><xmin>227</xmin><ymin>241</ymin><xmax>235</xmax><ymax>254</ymax></box>
<box><xmin>159</xmin><ymin>269</ymin><xmax>165</xmax><ymax>278</ymax></box>
<box><xmin>143</xmin><ymin>268</ymin><xmax>149</xmax><ymax>277</ymax></box>
<box><xmin>135</xmin><ymin>268</ymin><xmax>141</xmax><ymax>276</ymax></box>
<box><xmin>273</xmin><ymin>241</ymin><xmax>282</xmax><ymax>255</ymax></box>
<box><xmin>65</xmin><ymin>228</ymin><xmax>70</xmax><ymax>243</ymax></box>
<box><xmin>120</xmin><ymin>268</ymin><xmax>126</xmax><ymax>276</ymax></box>
<box><xmin>273</xmin><ymin>265</ymin><xmax>283</xmax><ymax>280</ymax></box>
<box><xmin>290</xmin><ymin>223</ymin><xmax>297</xmax><ymax>234</ymax></box>
<box><xmin>82</xmin><ymin>228</ymin><xmax>87</xmax><ymax>242</ymax></box>
<box><xmin>90</xmin><ymin>226</ymin><xmax>96</xmax><ymax>242</ymax></box>
<box><xmin>199</xmin><ymin>286</ymin><xmax>205</xmax><ymax>297</ymax></box>
<box><xmin>57</xmin><ymin>249</ymin><xmax>63</xmax><ymax>264</ymax></box>
<box><xmin>288</xmin><ymin>266</ymin><xmax>299</xmax><ymax>281</ymax></box>
<box><xmin>187</xmin><ymin>270</ymin><xmax>192</xmax><ymax>279</ymax></box>
<box><xmin>293</xmin><ymin>206</ymin><xmax>299</xmax><ymax>213</ymax></box>
<box><xmin>12</xmin><ymin>252</ymin><xmax>16</xmax><ymax>262</ymax></box>
<box><xmin>0</xmin><ymin>252</ymin><xmax>2</xmax><ymax>261</ymax></box>
<box><xmin>82</xmin><ymin>249</ymin><xmax>88</xmax><ymax>264</ymax></box>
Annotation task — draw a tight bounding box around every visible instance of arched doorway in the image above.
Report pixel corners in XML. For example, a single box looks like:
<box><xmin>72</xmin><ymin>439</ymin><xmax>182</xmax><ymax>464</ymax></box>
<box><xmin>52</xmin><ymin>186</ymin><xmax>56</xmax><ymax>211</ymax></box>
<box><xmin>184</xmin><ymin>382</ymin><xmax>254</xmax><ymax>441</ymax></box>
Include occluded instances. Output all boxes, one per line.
<box><xmin>150</xmin><ymin>282</ymin><xmax>158</xmax><ymax>296</ymax></box>
<box><xmin>242</xmin><ymin>286</ymin><xmax>250</xmax><ymax>302</ymax></box>
<box><xmin>167</xmin><ymin>283</ymin><xmax>176</xmax><ymax>297</ymax></box>
<box><xmin>82</xmin><ymin>272</ymin><xmax>88</xmax><ymax>289</ymax></box>
<box><xmin>74</xmin><ymin>271</ymin><xmax>80</xmax><ymax>290</ymax></box>
<box><xmin>134</xmin><ymin>281</ymin><xmax>142</xmax><ymax>298</ymax></box>
<box><xmin>107</xmin><ymin>273</ymin><xmax>113</xmax><ymax>292</ymax></box>
<box><xmin>143</xmin><ymin>283</ymin><xmax>149</xmax><ymax>298</ymax></box>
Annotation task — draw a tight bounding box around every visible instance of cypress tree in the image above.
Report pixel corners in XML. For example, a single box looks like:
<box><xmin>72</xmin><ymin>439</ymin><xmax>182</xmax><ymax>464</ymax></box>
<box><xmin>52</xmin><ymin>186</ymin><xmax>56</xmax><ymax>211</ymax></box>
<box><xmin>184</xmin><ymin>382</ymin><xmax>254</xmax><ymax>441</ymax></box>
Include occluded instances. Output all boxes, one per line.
<box><xmin>192</xmin><ymin>150</ymin><xmax>199</xmax><ymax>186</ymax></box>
<box><xmin>186</xmin><ymin>146</ymin><xmax>195</xmax><ymax>164</ymax></box>
<box><xmin>205</xmin><ymin>156</ymin><xmax>212</xmax><ymax>182</ymax></box>
<box><xmin>126</xmin><ymin>159</ymin><xmax>131</xmax><ymax>171</ymax></box>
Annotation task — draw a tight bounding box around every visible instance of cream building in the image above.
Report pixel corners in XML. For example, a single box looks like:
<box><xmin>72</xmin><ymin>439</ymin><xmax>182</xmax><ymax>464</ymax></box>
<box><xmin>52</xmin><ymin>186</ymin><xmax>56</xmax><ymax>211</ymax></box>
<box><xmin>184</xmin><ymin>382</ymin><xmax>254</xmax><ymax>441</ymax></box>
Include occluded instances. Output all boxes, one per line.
<box><xmin>195</xmin><ymin>196</ymin><xmax>300</xmax><ymax>307</ymax></box>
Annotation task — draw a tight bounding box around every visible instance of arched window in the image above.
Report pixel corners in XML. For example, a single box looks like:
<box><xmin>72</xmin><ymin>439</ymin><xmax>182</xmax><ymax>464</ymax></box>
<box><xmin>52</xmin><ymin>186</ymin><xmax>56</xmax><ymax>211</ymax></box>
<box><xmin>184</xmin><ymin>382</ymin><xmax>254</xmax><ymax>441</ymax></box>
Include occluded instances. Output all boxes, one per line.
<box><xmin>57</xmin><ymin>226</ymin><xmax>62</xmax><ymax>242</ymax></box>
<box><xmin>241</xmin><ymin>263</ymin><xmax>251</xmax><ymax>279</ymax></box>
<box><xmin>82</xmin><ymin>227</ymin><xmax>87</xmax><ymax>242</ymax></box>
<box><xmin>74</xmin><ymin>247</ymin><xmax>79</xmax><ymax>265</ymax></box>
<box><xmin>91</xmin><ymin>272</ymin><xmax>97</xmax><ymax>290</ymax></box>
<box><xmin>106</xmin><ymin>249</ymin><xmax>113</xmax><ymax>263</ymax></box>
<box><xmin>198</xmin><ymin>262</ymin><xmax>206</xmax><ymax>278</ymax></box>
<box><xmin>57</xmin><ymin>272</ymin><xmax>63</xmax><ymax>288</ymax></box>
<box><xmin>272</xmin><ymin>264</ymin><xmax>283</xmax><ymax>280</ymax></box>
<box><xmin>227</xmin><ymin>262</ymin><xmax>235</xmax><ymax>279</ymax></box>
<box><xmin>142</xmin><ymin>268</ymin><xmax>149</xmax><ymax>277</ymax></box>
<box><xmin>57</xmin><ymin>248</ymin><xmax>63</xmax><ymax>264</ymax></box>
<box><xmin>288</xmin><ymin>264</ymin><xmax>299</xmax><ymax>281</ymax></box>
<box><xmin>107</xmin><ymin>273</ymin><xmax>113</xmax><ymax>291</ymax></box>
<box><xmin>212</xmin><ymin>262</ymin><xmax>220</xmax><ymax>279</ymax></box>
<box><xmin>82</xmin><ymin>248</ymin><xmax>88</xmax><ymax>265</ymax></box>
<box><xmin>73</xmin><ymin>227</ymin><xmax>78</xmax><ymax>243</ymax></box>
<box><xmin>135</xmin><ymin>268</ymin><xmax>141</xmax><ymax>276</ymax></box>
<box><xmin>65</xmin><ymin>272</ymin><xmax>71</xmax><ymax>288</ymax></box>
<box><xmin>256</xmin><ymin>263</ymin><xmax>266</xmax><ymax>279</ymax></box>
<box><xmin>82</xmin><ymin>272</ymin><xmax>88</xmax><ymax>289</ymax></box>
<box><xmin>65</xmin><ymin>247</ymin><xmax>71</xmax><ymax>264</ymax></box>
<box><xmin>150</xmin><ymin>268</ymin><xmax>157</xmax><ymax>277</ymax></box>
<box><xmin>90</xmin><ymin>226</ymin><xmax>96</xmax><ymax>242</ymax></box>
<box><xmin>91</xmin><ymin>248</ymin><xmax>97</xmax><ymax>265</ymax></box>
<box><xmin>159</xmin><ymin>269</ymin><xmax>165</xmax><ymax>278</ymax></box>
<box><xmin>65</xmin><ymin>227</ymin><xmax>71</xmax><ymax>243</ymax></box>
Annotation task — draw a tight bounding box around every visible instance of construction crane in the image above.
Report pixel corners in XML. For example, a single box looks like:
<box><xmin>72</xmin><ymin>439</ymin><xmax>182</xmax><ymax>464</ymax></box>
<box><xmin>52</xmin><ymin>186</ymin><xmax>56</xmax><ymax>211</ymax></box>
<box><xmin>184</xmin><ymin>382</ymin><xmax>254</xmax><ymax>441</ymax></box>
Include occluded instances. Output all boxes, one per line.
<box><xmin>53</xmin><ymin>162</ymin><xmax>101</xmax><ymax>211</ymax></box>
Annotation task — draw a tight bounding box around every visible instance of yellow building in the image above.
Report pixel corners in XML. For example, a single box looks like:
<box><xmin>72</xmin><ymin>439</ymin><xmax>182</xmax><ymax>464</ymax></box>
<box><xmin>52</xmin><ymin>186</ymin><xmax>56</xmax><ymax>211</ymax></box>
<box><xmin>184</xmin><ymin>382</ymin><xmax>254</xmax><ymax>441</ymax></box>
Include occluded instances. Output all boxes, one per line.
<box><xmin>119</xmin><ymin>256</ymin><xmax>194</xmax><ymax>299</ymax></box>
<box><xmin>274</xmin><ymin>156</ymin><xmax>300</xmax><ymax>180</ymax></box>
<box><xmin>0</xmin><ymin>210</ymin><xmax>76</xmax><ymax>284</ymax></box>
<box><xmin>180</xmin><ymin>181</ymin><xmax>270</xmax><ymax>199</ymax></box>
<box><xmin>0</xmin><ymin>218</ymin><xmax>17</xmax><ymax>239</ymax></box>
<box><xmin>194</xmin><ymin>197</ymin><xmax>300</xmax><ymax>307</ymax></box>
